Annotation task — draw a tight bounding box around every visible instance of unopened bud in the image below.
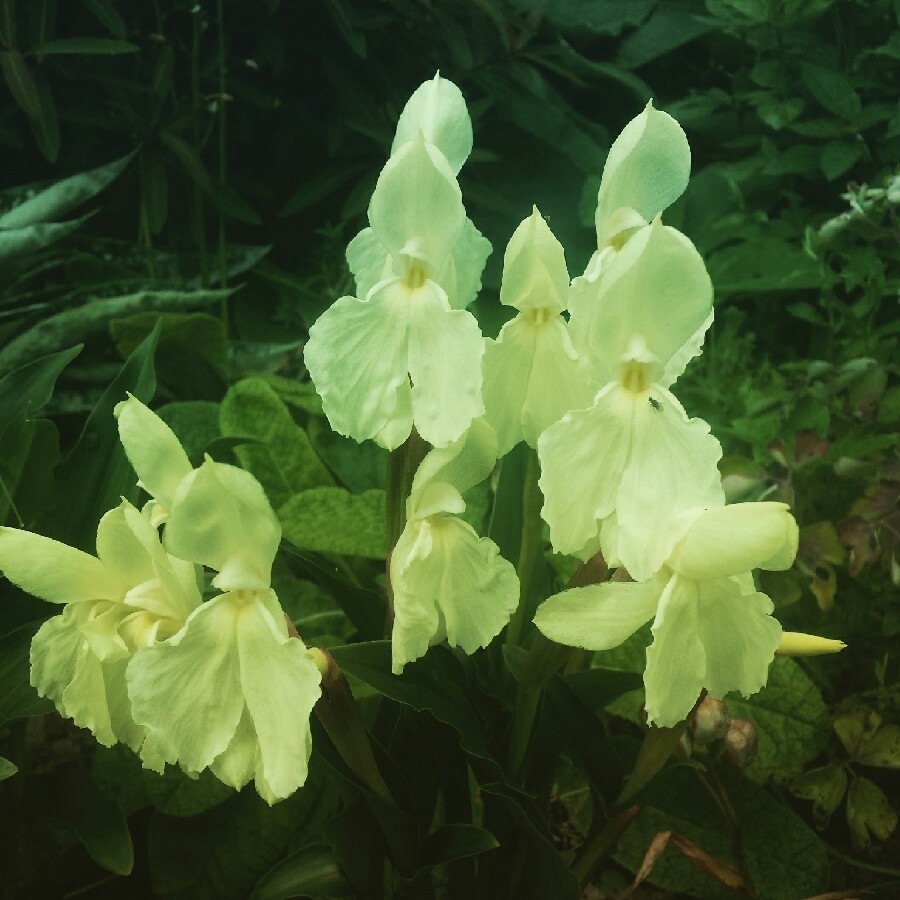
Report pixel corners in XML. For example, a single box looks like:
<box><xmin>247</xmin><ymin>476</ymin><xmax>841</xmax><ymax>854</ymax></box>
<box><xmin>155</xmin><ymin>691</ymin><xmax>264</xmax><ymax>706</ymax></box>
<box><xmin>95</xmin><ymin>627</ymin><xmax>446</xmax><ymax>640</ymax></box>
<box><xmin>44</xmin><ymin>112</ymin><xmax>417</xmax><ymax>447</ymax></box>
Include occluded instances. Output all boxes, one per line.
<box><xmin>307</xmin><ymin>647</ymin><xmax>330</xmax><ymax>677</ymax></box>
<box><xmin>724</xmin><ymin>718</ymin><xmax>758</xmax><ymax>769</ymax></box>
<box><xmin>776</xmin><ymin>632</ymin><xmax>847</xmax><ymax>656</ymax></box>
<box><xmin>692</xmin><ymin>697</ymin><xmax>730</xmax><ymax>745</ymax></box>
<box><xmin>676</xmin><ymin>729</ymin><xmax>693</xmax><ymax>759</ymax></box>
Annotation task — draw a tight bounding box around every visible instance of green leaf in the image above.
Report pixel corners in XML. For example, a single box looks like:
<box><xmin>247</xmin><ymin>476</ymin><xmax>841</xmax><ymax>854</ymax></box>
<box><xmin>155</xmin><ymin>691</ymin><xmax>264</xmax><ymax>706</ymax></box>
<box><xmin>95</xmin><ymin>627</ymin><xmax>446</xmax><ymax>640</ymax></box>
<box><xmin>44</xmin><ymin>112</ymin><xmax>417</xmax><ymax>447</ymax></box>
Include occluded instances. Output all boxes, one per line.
<box><xmin>0</xmin><ymin>49</ymin><xmax>40</xmax><ymax>118</ymax></box>
<box><xmin>110</xmin><ymin>311</ymin><xmax>227</xmax><ymax>400</ymax></box>
<box><xmin>158</xmin><ymin>401</ymin><xmax>221</xmax><ymax>463</ymax></box>
<box><xmin>220</xmin><ymin>378</ymin><xmax>334</xmax><ymax>508</ymax></box>
<box><xmin>144</xmin><ymin>766</ymin><xmax>236</xmax><ymax>818</ymax></box>
<box><xmin>279</xmin><ymin>487</ymin><xmax>386</xmax><ymax>559</ymax></box>
<box><xmin>707</xmin><ymin>237</ymin><xmax>821</xmax><ymax>294</ymax></box>
<box><xmin>0</xmin><ymin>218</ymin><xmax>83</xmax><ymax>264</ymax></box>
<box><xmin>857</xmin><ymin>725</ymin><xmax>900</xmax><ymax>769</ymax></box>
<box><xmin>618</xmin><ymin>8</ymin><xmax>711</xmax><ymax>68</ymax></box>
<box><xmin>791</xmin><ymin>764</ymin><xmax>847</xmax><ymax>826</ymax></box>
<box><xmin>0</xmin><ymin>755</ymin><xmax>17</xmax><ymax>780</ymax></box>
<box><xmin>846</xmin><ymin>776</ymin><xmax>897</xmax><ymax>850</ymax></box>
<box><xmin>0</xmin><ymin>621</ymin><xmax>51</xmax><ymax>724</ymax></box>
<box><xmin>32</xmin><ymin>38</ymin><xmax>139</xmax><ymax>55</ymax></box>
<box><xmin>83</xmin><ymin>0</ymin><xmax>127</xmax><ymax>38</ymax></box>
<box><xmin>615</xmin><ymin>767</ymin><xmax>828</xmax><ymax>899</ymax></box>
<box><xmin>479</xmin><ymin>782</ymin><xmax>580</xmax><ymax>899</ymax></box>
<box><xmin>0</xmin><ymin>344</ymin><xmax>80</xmax><ymax>439</ymax></box>
<box><xmin>61</xmin><ymin>769</ymin><xmax>134</xmax><ymax>875</ymax></box>
<box><xmin>543</xmin><ymin>673</ymin><xmax>625</xmax><ymax>804</ymax></box>
<box><xmin>800</xmin><ymin>62</ymin><xmax>862</xmax><ymax>121</ymax></box>
<box><xmin>0</xmin><ymin>412</ymin><xmax>60</xmax><ymax>526</ymax></box>
<box><xmin>725</xmin><ymin>657</ymin><xmax>829</xmax><ymax>777</ymax></box>
<box><xmin>0</xmin><ymin>288</ymin><xmax>229</xmax><ymax>375</ymax></box>
<box><xmin>149</xmin><ymin>771</ymin><xmax>336</xmax><ymax>900</ymax></box>
<box><xmin>820</xmin><ymin>139</ymin><xmax>863</xmax><ymax>181</ymax></box>
<box><xmin>0</xmin><ymin>153</ymin><xmax>133</xmax><ymax>227</ymax></box>
<box><xmin>506</xmin><ymin>0</ymin><xmax>653</xmax><ymax>35</ymax></box>
<box><xmin>29</xmin><ymin>71</ymin><xmax>59</xmax><ymax>163</ymax></box>
<box><xmin>48</xmin><ymin>323</ymin><xmax>159</xmax><ymax>551</ymax></box>
<box><xmin>422</xmin><ymin>823</ymin><xmax>499</xmax><ymax>867</ymax></box>
<box><xmin>329</xmin><ymin>642</ymin><xmax>496</xmax><ymax>764</ymax></box>
<box><xmin>279</xmin><ymin>164</ymin><xmax>367</xmax><ymax>217</ymax></box>
<box><xmin>250</xmin><ymin>843</ymin><xmax>354</xmax><ymax>899</ymax></box>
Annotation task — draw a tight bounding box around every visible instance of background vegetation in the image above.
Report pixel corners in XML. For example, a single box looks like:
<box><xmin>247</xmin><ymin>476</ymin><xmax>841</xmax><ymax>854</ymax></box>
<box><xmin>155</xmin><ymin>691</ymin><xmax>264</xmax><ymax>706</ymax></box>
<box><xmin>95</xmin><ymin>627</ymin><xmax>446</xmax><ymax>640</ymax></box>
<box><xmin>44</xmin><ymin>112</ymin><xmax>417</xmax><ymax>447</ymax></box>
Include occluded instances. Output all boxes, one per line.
<box><xmin>0</xmin><ymin>0</ymin><xmax>897</xmax><ymax>897</ymax></box>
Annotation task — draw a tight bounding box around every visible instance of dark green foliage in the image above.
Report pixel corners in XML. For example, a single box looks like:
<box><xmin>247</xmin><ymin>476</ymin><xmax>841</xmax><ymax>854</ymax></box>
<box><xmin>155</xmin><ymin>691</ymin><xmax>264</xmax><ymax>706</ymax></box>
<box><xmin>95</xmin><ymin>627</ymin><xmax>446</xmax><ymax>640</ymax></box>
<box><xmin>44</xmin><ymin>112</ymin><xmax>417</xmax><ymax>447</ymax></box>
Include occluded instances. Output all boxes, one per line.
<box><xmin>0</xmin><ymin>0</ymin><xmax>898</xmax><ymax>897</ymax></box>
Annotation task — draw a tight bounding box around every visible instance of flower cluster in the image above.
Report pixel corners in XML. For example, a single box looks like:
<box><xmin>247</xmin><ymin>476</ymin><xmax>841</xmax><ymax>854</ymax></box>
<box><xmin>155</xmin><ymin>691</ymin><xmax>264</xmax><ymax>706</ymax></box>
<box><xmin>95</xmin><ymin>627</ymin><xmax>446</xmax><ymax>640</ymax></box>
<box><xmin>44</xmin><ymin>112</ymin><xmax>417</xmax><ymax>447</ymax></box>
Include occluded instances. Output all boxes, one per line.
<box><xmin>306</xmin><ymin>75</ymin><xmax>842</xmax><ymax>720</ymax></box>
<box><xmin>0</xmin><ymin>396</ymin><xmax>322</xmax><ymax>803</ymax></box>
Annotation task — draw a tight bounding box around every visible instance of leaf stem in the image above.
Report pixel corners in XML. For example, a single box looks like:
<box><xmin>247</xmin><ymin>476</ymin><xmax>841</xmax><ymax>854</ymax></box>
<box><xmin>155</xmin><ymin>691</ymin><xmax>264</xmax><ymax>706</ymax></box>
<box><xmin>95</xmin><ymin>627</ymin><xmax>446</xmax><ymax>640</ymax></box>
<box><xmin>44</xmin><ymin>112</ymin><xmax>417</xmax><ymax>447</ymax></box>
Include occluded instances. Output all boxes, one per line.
<box><xmin>505</xmin><ymin>447</ymin><xmax>542</xmax><ymax>647</ymax></box>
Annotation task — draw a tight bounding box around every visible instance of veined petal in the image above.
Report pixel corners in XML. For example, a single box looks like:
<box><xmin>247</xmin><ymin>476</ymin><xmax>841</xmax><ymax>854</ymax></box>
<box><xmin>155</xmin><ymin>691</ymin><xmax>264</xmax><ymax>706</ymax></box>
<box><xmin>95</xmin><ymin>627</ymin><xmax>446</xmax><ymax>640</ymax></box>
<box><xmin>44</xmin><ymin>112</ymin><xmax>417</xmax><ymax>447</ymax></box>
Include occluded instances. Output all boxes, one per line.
<box><xmin>127</xmin><ymin>595</ymin><xmax>245</xmax><ymax>773</ymax></box>
<box><xmin>616</xmin><ymin>388</ymin><xmax>723</xmax><ymax>581</ymax></box>
<box><xmin>643</xmin><ymin>575</ymin><xmax>706</xmax><ymax>727</ymax></box>
<box><xmin>409</xmin><ymin>482</ymin><xmax>466</xmax><ymax>521</ymax></box>
<box><xmin>595</xmin><ymin>102</ymin><xmax>690</xmax><ymax>248</ymax></box>
<box><xmin>583</xmin><ymin>220</ymin><xmax>712</xmax><ymax>375</ymax></box>
<box><xmin>390</xmin><ymin>519</ymin><xmax>439</xmax><ymax>674</ymax></box>
<box><xmin>521</xmin><ymin>318</ymin><xmax>597</xmax><ymax>447</ymax></box>
<box><xmin>115</xmin><ymin>394</ymin><xmax>193</xmax><ymax>509</ymax></box>
<box><xmin>668</xmin><ymin>502</ymin><xmax>798</xmax><ymax>580</ymax></box>
<box><xmin>368</xmin><ymin>135</ymin><xmax>465</xmax><ymax>279</ymax></box>
<box><xmin>31</xmin><ymin>602</ymin><xmax>92</xmax><ymax>707</ymax></box>
<box><xmin>210</xmin><ymin>706</ymin><xmax>256</xmax><ymax>792</ymax></box>
<box><xmin>0</xmin><ymin>527</ymin><xmax>114</xmax><ymax>604</ymax></box>
<box><xmin>411</xmin><ymin>417</ymin><xmax>497</xmax><ymax>499</ymax></box>
<box><xmin>164</xmin><ymin>460</ymin><xmax>281</xmax><ymax>592</ymax></box>
<box><xmin>436</xmin><ymin>217</ymin><xmax>491</xmax><ymax>310</ymax></box>
<box><xmin>94</xmin><ymin>502</ymin><xmax>156</xmax><ymax>594</ymax></box>
<box><xmin>660</xmin><ymin>308</ymin><xmax>714</xmax><ymax>389</ymax></box>
<box><xmin>391</xmin><ymin>516</ymin><xmax>517</xmax><ymax>672</ymax></box>
<box><xmin>695</xmin><ymin>575</ymin><xmax>782</xmax><ymax>702</ymax></box>
<box><xmin>391</xmin><ymin>73</ymin><xmax>473</xmax><ymax>174</ymax></box>
<box><xmin>534</xmin><ymin>578</ymin><xmax>665</xmax><ymax>650</ymax></box>
<box><xmin>346</xmin><ymin>227</ymin><xmax>391</xmax><ymax>301</ymax></box>
<box><xmin>538</xmin><ymin>384</ymin><xmax>633</xmax><ymax>558</ymax></box>
<box><xmin>61</xmin><ymin>648</ymin><xmax>117</xmax><ymax>747</ymax></box>
<box><xmin>482</xmin><ymin>328</ymin><xmax>532</xmax><ymax>457</ymax></box>
<box><xmin>304</xmin><ymin>289</ymin><xmax>412</xmax><ymax>449</ymax></box>
<box><xmin>407</xmin><ymin>281</ymin><xmax>484</xmax><ymax>447</ymax></box>
<box><xmin>499</xmin><ymin>207</ymin><xmax>569</xmax><ymax>314</ymax></box>
<box><xmin>236</xmin><ymin>591</ymin><xmax>321</xmax><ymax>802</ymax></box>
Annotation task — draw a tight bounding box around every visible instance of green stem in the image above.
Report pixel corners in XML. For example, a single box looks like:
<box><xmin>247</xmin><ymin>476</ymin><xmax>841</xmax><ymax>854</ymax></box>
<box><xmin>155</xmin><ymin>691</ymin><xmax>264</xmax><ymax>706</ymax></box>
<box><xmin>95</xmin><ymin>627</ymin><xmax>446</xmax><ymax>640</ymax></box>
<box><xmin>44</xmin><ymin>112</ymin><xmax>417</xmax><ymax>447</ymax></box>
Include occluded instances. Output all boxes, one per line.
<box><xmin>505</xmin><ymin>447</ymin><xmax>542</xmax><ymax>647</ymax></box>
<box><xmin>505</xmin><ymin>633</ymin><xmax>571</xmax><ymax>779</ymax></box>
<box><xmin>617</xmin><ymin>722</ymin><xmax>686</xmax><ymax>805</ymax></box>
<box><xmin>215</xmin><ymin>0</ymin><xmax>228</xmax><ymax>304</ymax></box>
<box><xmin>190</xmin><ymin>9</ymin><xmax>208</xmax><ymax>286</ymax></box>
<box><xmin>384</xmin><ymin>430</ymin><xmax>428</xmax><ymax>634</ymax></box>
<box><xmin>571</xmin><ymin>805</ymin><xmax>639</xmax><ymax>885</ymax></box>
<box><xmin>313</xmin><ymin>650</ymin><xmax>394</xmax><ymax>805</ymax></box>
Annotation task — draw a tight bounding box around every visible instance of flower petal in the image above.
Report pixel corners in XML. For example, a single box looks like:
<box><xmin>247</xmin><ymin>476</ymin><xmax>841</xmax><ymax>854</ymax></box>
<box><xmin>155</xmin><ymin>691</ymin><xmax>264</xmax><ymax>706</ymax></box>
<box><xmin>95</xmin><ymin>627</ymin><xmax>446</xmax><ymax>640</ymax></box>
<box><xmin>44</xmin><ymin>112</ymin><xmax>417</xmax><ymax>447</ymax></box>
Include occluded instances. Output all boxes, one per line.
<box><xmin>538</xmin><ymin>384</ymin><xmax>633</xmax><ymax>558</ymax></box>
<box><xmin>304</xmin><ymin>290</ymin><xmax>412</xmax><ymax>449</ymax></box>
<box><xmin>346</xmin><ymin>227</ymin><xmax>391</xmax><ymax>301</ymax></box>
<box><xmin>534</xmin><ymin>578</ymin><xmax>664</xmax><ymax>650</ymax></box>
<box><xmin>616</xmin><ymin>388</ymin><xmax>723</xmax><ymax>581</ymax></box>
<box><xmin>115</xmin><ymin>394</ymin><xmax>193</xmax><ymax>510</ymax></box>
<box><xmin>368</xmin><ymin>135</ymin><xmax>465</xmax><ymax>280</ymax></box>
<box><xmin>391</xmin><ymin>517</ymin><xmax>517</xmax><ymax>672</ymax></box>
<box><xmin>696</xmin><ymin>576</ymin><xmax>781</xmax><ymax>702</ymax></box>
<box><xmin>94</xmin><ymin>502</ymin><xmax>156</xmax><ymax>593</ymax></box>
<box><xmin>164</xmin><ymin>460</ymin><xmax>281</xmax><ymax>592</ymax></box>
<box><xmin>411</xmin><ymin>417</ymin><xmax>498</xmax><ymax>500</ymax></box>
<box><xmin>31</xmin><ymin>603</ymin><xmax>91</xmax><ymax>707</ymax></box>
<box><xmin>595</xmin><ymin>102</ymin><xmax>690</xmax><ymax>248</ymax></box>
<box><xmin>391</xmin><ymin>73</ymin><xmax>473</xmax><ymax>174</ymax></box>
<box><xmin>643</xmin><ymin>575</ymin><xmax>706</xmax><ymax>727</ymax></box>
<box><xmin>668</xmin><ymin>502</ymin><xmax>798</xmax><ymax>580</ymax></box>
<box><xmin>236</xmin><ymin>591</ymin><xmax>321</xmax><ymax>802</ymax></box>
<box><xmin>499</xmin><ymin>207</ymin><xmax>569</xmax><ymax>313</ymax></box>
<box><xmin>127</xmin><ymin>595</ymin><xmax>245</xmax><ymax>772</ymax></box>
<box><xmin>436</xmin><ymin>217</ymin><xmax>492</xmax><ymax>310</ymax></box>
<box><xmin>407</xmin><ymin>281</ymin><xmax>484</xmax><ymax>447</ymax></box>
<box><xmin>582</xmin><ymin>220</ymin><xmax>712</xmax><ymax>375</ymax></box>
<box><xmin>0</xmin><ymin>526</ymin><xmax>114</xmax><ymax>604</ymax></box>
